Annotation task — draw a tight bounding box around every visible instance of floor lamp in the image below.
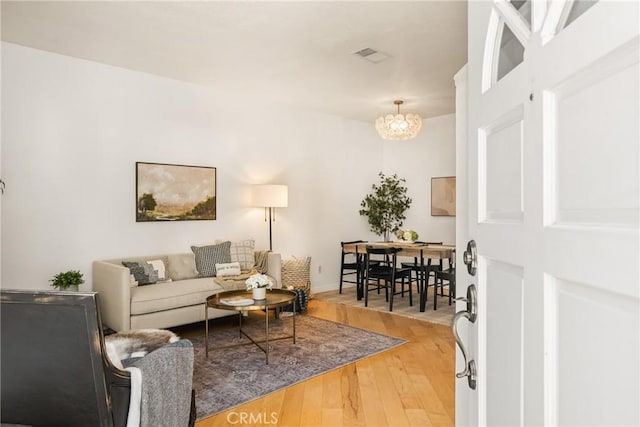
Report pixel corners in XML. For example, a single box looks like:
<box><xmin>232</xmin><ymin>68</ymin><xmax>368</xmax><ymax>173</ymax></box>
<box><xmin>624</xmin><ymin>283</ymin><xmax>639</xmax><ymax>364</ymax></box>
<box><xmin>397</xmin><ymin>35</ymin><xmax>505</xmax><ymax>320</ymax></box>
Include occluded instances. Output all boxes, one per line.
<box><xmin>251</xmin><ymin>184</ymin><xmax>288</xmax><ymax>251</ymax></box>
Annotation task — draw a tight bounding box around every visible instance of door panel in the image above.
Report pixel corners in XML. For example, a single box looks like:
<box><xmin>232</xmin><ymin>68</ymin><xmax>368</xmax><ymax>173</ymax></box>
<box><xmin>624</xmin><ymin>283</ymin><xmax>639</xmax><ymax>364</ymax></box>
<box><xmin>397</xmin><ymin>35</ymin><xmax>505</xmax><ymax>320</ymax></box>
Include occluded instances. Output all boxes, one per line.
<box><xmin>550</xmin><ymin>277</ymin><xmax>639</xmax><ymax>426</ymax></box>
<box><xmin>550</xmin><ymin>46</ymin><xmax>639</xmax><ymax>227</ymax></box>
<box><xmin>479</xmin><ymin>106</ymin><xmax>524</xmax><ymax>223</ymax></box>
<box><xmin>485</xmin><ymin>260</ymin><xmax>524</xmax><ymax>426</ymax></box>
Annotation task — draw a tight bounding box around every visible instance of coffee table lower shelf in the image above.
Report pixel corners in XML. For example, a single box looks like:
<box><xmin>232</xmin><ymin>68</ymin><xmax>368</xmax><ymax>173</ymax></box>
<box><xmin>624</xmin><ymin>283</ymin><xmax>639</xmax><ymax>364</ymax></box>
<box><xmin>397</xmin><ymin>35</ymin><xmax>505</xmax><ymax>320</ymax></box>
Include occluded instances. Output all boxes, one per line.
<box><xmin>204</xmin><ymin>289</ymin><xmax>297</xmax><ymax>364</ymax></box>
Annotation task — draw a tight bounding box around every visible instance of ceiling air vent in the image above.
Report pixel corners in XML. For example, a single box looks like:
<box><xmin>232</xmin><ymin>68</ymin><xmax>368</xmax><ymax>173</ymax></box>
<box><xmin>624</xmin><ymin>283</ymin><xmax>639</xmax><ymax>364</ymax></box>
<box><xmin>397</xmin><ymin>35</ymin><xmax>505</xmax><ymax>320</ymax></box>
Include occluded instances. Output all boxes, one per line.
<box><xmin>353</xmin><ymin>48</ymin><xmax>390</xmax><ymax>64</ymax></box>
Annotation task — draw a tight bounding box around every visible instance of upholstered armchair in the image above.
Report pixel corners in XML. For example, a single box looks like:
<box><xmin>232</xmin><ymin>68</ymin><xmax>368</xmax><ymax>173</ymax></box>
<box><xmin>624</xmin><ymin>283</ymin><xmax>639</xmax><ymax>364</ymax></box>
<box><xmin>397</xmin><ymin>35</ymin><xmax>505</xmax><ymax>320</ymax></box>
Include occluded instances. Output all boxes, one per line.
<box><xmin>0</xmin><ymin>290</ymin><xmax>194</xmax><ymax>427</ymax></box>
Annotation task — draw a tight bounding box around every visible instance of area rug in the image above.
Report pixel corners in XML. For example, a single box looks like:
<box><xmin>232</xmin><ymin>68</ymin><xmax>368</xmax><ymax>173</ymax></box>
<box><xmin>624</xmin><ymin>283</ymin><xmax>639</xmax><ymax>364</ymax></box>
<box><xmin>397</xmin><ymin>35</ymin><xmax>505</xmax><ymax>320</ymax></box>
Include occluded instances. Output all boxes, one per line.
<box><xmin>314</xmin><ymin>286</ymin><xmax>456</xmax><ymax>326</ymax></box>
<box><xmin>190</xmin><ymin>314</ymin><xmax>406</xmax><ymax>420</ymax></box>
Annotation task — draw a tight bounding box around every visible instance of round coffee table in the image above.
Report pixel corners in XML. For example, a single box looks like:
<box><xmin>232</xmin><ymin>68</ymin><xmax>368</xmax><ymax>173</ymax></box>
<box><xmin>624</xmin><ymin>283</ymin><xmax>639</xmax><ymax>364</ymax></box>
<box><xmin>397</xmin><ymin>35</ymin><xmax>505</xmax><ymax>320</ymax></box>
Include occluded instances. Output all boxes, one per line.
<box><xmin>205</xmin><ymin>289</ymin><xmax>297</xmax><ymax>364</ymax></box>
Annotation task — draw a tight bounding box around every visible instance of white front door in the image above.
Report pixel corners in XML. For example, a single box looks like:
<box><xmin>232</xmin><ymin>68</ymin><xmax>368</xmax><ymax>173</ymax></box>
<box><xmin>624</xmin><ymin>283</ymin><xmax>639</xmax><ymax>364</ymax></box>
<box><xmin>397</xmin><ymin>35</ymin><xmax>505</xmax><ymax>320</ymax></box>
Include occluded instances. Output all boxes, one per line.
<box><xmin>457</xmin><ymin>1</ymin><xmax>639</xmax><ymax>425</ymax></box>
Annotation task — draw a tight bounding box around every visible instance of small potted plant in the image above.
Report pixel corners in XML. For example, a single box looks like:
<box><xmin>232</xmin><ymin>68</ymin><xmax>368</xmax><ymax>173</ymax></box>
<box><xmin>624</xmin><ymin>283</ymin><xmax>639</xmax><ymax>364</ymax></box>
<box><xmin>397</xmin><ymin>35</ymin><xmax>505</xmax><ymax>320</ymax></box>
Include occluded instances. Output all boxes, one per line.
<box><xmin>245</xmin><ymin>273</ymin><xmax>273</xmax><ymax>300</ymax></box>
<box><xmin>50</xmin><ymin>270</ymin><xmax>85</xmax><ymax>291</ymax></box>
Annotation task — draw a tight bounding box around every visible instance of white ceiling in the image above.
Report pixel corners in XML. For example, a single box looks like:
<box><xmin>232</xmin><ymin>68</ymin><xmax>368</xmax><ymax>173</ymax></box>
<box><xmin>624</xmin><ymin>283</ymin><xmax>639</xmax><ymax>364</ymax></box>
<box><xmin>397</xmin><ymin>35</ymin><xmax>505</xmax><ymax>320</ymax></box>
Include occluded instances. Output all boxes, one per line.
<box><xmin>1</xmin><ymin>1</ymin><xmax>468</xmax><ymax>123</ymax></box>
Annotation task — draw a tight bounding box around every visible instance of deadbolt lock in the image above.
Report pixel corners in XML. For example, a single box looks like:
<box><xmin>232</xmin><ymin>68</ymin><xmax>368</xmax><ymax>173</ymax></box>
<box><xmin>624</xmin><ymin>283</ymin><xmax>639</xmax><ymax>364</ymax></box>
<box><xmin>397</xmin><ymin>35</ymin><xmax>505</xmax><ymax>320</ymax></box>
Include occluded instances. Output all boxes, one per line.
<box><xmin>463</xmin><ymin>240</ymin><xmax>477</xmax><ymax>276</ymax></box>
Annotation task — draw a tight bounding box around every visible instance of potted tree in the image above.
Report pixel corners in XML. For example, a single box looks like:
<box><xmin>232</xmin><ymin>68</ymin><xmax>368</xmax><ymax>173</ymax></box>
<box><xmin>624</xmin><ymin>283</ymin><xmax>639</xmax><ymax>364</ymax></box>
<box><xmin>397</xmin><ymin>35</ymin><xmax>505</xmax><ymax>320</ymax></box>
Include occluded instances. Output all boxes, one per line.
<box><xmin>50</xmin><ymin>270</ymin><xmax>85</xmax><ymax>291</ymax></box>
<box><xmin>359</xmin><ymin>172</ymin><xmax>412</xmax><ymax>242</ymax></box>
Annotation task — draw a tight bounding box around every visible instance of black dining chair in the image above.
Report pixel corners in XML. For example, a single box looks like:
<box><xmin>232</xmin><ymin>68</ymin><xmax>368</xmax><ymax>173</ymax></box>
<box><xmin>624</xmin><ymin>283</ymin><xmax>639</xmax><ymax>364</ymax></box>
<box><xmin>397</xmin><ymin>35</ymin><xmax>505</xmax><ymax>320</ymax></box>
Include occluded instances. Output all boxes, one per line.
<box><xmin>364</xmin><ymin>246</ymin><xmax>413</xmax><ymax>312</ymax></box>
<box><xmin>433</xmin><ymin>249</ymin><xmax>456</xmax><ymax>310</ymax></box>
<box><xmin>339</xmin><ymin>240</ymin><xmax>378</xmax><ymax>298</ymax></box>
<box><xmin>339</xmin><ymin>240</ymin><xmax>364</xmax><ymax>294</ymax></box>
<box><xmin>400</xmin><ymin>241</ymin><xmax>443</xmax><ymax>300</ymax></box>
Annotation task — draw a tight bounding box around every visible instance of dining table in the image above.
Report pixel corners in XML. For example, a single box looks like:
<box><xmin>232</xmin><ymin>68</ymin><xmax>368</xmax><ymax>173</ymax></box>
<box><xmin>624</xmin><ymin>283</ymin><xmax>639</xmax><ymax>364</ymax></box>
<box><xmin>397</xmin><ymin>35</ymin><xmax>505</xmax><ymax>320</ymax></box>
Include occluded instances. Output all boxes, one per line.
<box><xmin>342</xmin><ymin>241</ymin><xmax>455</xmax><ymax>312</ymax></box>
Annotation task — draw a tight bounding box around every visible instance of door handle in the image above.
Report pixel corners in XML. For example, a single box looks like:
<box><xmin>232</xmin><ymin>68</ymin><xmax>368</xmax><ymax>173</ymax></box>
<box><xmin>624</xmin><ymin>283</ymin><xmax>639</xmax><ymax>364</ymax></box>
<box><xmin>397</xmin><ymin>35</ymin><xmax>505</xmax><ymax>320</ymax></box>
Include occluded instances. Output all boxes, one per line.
<box><xmin>463</xmin><ymin>240</ymin><xmax>477</xmax><ymax>276</ymax></box>
<box><xmin>452</xmin><ymin>284</ymin><xmax>477</xmax><ymax>390</ymax></box>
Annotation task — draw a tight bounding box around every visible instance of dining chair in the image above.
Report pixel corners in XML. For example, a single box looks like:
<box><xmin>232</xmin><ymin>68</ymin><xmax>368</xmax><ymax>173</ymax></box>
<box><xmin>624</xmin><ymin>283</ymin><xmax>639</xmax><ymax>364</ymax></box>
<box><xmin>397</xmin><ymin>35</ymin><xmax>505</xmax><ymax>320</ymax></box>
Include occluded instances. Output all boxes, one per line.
<box><xmin>364</xmin><ymin>246</ymin><xmax>413</xmax><ymax>312</ymax></box>
<box><xmin>339</xmin><ymin>240</ymin><xmax>364</xmax><ymax>293</ymax></box>
<box><xmin>339</xmin><ymin>240</ymin><xmax>379</xmax><ymax>297</ymax></box>
<box><xmin>400</xmin><ymin>241</ymin><xmax>443</xmax><ymax>301</ymax></box>
<box><xmin>433</xmin><ymin>249</ymin><xmax>456</xmax><ymax>310</ymax></box>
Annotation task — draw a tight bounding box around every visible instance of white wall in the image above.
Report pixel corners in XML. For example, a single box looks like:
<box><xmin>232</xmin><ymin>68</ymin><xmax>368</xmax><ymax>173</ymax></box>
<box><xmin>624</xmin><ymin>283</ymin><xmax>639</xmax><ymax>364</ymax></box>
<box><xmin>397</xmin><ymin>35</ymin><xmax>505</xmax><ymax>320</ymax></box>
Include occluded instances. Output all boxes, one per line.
<box><xmin>382</xmin><ymin>113</ymin><xmax>457</xmax><ymax>245</ymax></box>
<box><xmin>1</xmin><ymin>42</ymin><xmax>455</xmax><ymax>293</ymax></box>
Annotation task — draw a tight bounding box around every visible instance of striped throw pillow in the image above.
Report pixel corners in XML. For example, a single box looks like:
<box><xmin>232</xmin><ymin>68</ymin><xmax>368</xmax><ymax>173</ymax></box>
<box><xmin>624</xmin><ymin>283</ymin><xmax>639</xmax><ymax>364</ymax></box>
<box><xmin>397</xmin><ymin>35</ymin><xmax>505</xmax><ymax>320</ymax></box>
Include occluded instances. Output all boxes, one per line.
<box><xmin>191</xmin><ymin>241</ymin><xmax>232</xmax><ymax>277</ymax></box>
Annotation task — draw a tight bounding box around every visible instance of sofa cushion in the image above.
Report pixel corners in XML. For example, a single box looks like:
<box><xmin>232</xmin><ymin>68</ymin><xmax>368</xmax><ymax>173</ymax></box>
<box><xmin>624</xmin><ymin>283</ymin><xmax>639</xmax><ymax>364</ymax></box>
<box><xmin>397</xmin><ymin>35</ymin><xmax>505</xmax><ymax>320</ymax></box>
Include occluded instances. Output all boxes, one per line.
<box><xmin>130</xmin><ymin>278</ymin><xmax>224</xmax><ymax>315</ymax></box>
<box><xmin>166</xmin><ymin>254</ymin><xmax>198</xmax><ymax>281</ymax></box>
<box><xmin>191</xmin><ymin>242</ymin><xmax>231</xmax><ymax>277</ymax></box>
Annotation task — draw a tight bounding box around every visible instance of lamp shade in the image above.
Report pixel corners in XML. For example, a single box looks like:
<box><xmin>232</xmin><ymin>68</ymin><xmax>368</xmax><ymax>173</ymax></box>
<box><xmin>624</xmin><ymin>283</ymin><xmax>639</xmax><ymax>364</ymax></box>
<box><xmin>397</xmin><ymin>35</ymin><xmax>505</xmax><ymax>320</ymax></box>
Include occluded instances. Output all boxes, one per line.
<box><xmin>251</xmin><ymin>185</ymin><xmax>288</xmax><ymax>207</ymax></box>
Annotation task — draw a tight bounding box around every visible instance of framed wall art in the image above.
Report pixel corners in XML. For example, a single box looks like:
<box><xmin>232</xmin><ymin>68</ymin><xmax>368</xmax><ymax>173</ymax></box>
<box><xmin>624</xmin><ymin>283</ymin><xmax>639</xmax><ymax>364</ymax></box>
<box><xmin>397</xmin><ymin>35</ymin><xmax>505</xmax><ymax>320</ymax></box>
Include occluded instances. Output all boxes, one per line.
<box><xmin>431</xmin><ymin>176</ymin><xmax>456</xmax><ymax>217</ymax></box>
<box><xmin>136</xmin><ymin>162</ymin><xmax>216</xmax><ymax>222</ymax></box>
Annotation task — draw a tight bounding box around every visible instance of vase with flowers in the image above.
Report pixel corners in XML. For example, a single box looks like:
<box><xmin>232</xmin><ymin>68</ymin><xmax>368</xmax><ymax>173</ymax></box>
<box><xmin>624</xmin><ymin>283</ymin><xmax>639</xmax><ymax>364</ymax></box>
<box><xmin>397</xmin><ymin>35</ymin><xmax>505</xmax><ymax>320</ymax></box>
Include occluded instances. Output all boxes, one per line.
<box><xmin>245</xmin><ymin>273</ymin><xmax>273</xmax><ymax>300</ymax></box>
<box><xmin>395</xmin><ymin>229</ymin><xmax>419</xmax><ymax>242</ymax></box>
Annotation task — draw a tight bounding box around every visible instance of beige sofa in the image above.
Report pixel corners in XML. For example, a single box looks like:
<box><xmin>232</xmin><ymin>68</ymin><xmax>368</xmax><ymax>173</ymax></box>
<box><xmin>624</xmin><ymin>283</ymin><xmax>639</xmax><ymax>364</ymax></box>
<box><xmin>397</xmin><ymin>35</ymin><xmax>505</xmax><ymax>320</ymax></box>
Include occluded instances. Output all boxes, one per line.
<box><xmin>93</xmin><ymin>251</ymin><xmax>281</xmax><ymax>332</ymax></box>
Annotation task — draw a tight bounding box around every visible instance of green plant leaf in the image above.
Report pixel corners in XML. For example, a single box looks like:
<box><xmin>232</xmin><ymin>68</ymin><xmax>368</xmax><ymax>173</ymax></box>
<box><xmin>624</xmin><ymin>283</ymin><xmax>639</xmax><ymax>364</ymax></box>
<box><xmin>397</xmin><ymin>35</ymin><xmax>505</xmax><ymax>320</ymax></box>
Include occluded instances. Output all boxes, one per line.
<box><xmin>359</xmin><ymin>172</ymin><xmax>412</xmax><ymax>238</ymax></box>
<box><xmin>50</xmin><ymin>270</ymin><xmax>85</xmax><ymax>290</ymax></box>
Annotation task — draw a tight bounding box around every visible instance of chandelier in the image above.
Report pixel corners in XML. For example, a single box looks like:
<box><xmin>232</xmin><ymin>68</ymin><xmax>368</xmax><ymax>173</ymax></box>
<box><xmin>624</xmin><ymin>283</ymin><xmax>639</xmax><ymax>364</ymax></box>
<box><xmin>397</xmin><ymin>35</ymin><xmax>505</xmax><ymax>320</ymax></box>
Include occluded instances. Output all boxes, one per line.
<box><xmin>375</xmin><ymin>100</ymin><xmax>422</xmax><ymax>140</ymax></box>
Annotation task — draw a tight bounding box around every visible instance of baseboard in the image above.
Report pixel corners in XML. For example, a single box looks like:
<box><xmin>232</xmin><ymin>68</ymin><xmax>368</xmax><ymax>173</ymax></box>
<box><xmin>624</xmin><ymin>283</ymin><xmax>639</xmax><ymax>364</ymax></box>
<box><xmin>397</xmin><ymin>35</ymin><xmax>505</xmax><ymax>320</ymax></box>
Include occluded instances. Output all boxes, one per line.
<box><xmin>311</xmin><ymin>282</ymin><xmax>356</xmax><ymax>295</ymax></box>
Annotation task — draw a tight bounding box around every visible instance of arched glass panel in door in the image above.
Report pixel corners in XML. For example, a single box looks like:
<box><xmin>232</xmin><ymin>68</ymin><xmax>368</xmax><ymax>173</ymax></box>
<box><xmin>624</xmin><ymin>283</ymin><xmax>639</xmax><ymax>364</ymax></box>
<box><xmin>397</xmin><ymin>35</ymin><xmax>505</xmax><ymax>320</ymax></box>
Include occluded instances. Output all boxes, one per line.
<box><xmin>496</xmin><ymin>23</ymin><xmax>525</xmax><ymax>81</ymax></box>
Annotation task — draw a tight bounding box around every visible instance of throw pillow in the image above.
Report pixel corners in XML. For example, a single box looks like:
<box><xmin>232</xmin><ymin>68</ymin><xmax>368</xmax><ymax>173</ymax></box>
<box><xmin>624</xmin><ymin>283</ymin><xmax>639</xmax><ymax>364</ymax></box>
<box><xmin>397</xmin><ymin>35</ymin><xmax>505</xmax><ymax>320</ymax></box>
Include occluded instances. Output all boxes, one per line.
<box><xmin>230</xmin><ymin>239</ymin><xmax>256</xmax><ymax>270</ymax></box>
<box><xmin>122</xmin><ymin>261</ymin><xmax>159</xmax><ymax>286</ymax></box>
<box><xmin>167</xmin><ymin>253</ymin><xmax>198</xmax><ymax>281</ymax></box>
<box><xmin>215</xmin><ymin>262</ymin><xmax>242</xmax><ymax>277</ymax></box>
<box><xmin>191</xmin><ymin>241</ymin><xmax>232</xmax><ymax>277</ymax></box>
<box><xmin>215</xmin><ymin>239</ymin><xmax>256</xmax><ymax>270</ymax></box>
<box><xmin>146</xmin><ymin>259</ymin><xmax>168</xmax><ymax>282</ymax></box>
<box><xmin>282</xmin><ymin>256</ymin><xmax>311</xmax><ymax>288</ymax></box>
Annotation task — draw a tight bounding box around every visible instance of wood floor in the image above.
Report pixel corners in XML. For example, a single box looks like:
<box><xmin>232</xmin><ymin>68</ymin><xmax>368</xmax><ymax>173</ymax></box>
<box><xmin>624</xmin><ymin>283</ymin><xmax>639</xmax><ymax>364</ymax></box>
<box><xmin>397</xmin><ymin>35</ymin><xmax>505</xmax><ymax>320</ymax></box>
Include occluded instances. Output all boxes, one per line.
<box><xmin>192</xmin><ymin>298</ymin><xmax>455</xmax><ymax>427</ymax></box>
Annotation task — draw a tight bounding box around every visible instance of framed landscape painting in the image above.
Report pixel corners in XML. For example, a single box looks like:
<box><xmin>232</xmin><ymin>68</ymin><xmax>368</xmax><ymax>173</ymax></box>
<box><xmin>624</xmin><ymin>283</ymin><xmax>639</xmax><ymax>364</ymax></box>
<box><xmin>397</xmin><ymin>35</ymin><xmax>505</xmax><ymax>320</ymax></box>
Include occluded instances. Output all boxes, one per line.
<box><xmin>431</xmin><ymin>176</ymin><xmax>456</xmax><ymax>216</ymax></box>
<box><xmin>136</xmin><ymin>162</ymin><xmax>216</xmax><ymax>222</ymax></box>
